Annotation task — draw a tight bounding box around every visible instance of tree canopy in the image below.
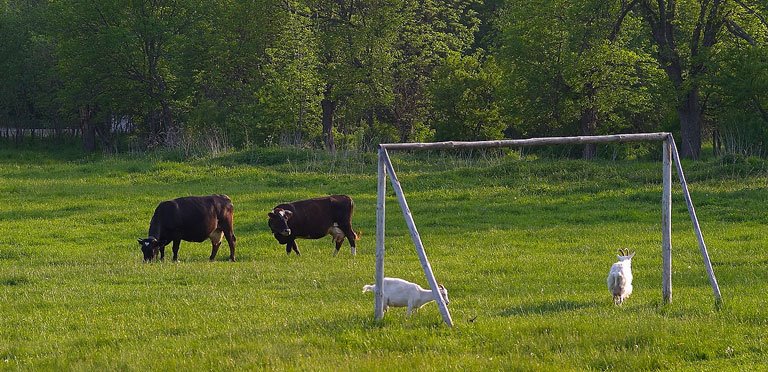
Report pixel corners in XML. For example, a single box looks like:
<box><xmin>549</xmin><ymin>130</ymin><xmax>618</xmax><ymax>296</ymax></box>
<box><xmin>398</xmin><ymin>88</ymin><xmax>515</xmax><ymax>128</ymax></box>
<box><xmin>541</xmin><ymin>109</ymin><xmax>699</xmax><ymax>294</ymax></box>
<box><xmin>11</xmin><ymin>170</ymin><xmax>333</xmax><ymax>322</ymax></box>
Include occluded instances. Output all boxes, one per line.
<box><xmin>1</xmin><ymin>0</ymin><xmax>766</xmax><ymax>158</ymax></box>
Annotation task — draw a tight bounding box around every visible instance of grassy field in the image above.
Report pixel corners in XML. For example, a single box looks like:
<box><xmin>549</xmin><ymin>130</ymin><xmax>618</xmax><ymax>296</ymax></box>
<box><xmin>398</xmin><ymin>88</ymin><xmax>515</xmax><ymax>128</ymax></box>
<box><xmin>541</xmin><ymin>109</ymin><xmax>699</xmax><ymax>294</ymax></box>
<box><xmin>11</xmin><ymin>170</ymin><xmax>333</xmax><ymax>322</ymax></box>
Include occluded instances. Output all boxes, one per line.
<box><xmin>0</xmin><ymin>144</ymin><xmax>766</xmax><ymax>370</ymax></box>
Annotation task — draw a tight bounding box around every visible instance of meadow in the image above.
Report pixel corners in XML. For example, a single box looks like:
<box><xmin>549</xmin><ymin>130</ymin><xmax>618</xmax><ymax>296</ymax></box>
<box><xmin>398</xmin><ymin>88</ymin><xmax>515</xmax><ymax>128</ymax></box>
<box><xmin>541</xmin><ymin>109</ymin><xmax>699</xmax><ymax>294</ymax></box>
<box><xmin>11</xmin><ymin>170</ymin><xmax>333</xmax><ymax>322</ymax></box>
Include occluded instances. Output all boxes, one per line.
<box><xmin>0</xmin><ymin>143</ymin><xmax>766</xmax><ymax>370</ymax></box>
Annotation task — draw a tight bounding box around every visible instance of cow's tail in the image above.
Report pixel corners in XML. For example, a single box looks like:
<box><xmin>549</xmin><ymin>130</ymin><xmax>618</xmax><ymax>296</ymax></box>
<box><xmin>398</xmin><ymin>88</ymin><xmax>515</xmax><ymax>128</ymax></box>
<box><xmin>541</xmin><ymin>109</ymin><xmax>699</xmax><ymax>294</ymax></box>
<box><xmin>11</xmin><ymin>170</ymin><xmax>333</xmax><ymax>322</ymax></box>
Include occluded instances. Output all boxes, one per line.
<box><xmin>362</xmin><ymin>284</ymin><xmax>375</xmax><ymax>293</ymax></box>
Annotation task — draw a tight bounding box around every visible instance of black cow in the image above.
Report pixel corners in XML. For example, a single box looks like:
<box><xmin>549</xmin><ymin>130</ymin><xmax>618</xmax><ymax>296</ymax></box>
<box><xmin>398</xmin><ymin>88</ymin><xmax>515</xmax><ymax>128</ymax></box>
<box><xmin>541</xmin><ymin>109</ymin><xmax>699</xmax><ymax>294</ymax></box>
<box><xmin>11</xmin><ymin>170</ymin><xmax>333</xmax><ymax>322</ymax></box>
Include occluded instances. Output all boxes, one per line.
<box><xmin>267</xmin><ymin>195</ymin><xmax>358</xmax><ymax>256</ymax></box>
<box><xmin>138</xmin><ymin>194</ymin><xmax>237</xmax><ymax>262</ymax></box>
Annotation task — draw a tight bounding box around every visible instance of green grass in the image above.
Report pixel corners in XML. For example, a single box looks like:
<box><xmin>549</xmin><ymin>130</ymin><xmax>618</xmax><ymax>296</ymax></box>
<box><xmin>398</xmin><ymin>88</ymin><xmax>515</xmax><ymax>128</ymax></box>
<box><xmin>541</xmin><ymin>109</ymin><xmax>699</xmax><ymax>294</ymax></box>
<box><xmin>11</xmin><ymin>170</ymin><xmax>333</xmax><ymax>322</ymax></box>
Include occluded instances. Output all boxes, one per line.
<box><xmin>0</xmin><ymin>145</ymin><xmax>767</xmax><ymax>370</ymax></box>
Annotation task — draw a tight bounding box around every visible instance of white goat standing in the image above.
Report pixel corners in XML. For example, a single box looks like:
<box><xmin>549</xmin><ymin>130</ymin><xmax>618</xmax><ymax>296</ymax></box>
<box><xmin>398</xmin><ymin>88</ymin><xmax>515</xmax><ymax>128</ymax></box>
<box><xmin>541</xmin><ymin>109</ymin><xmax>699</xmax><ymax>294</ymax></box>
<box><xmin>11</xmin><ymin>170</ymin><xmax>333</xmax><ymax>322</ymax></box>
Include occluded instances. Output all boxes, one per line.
<box><xmin>606</xmin><ymin>248</ymin><xmax>635</xmax><ymax>305</ymax></box>
<box><xmin>362</xmin><ymin>277</ymin><xmax>449</xmax><ymax>316</ymax></box>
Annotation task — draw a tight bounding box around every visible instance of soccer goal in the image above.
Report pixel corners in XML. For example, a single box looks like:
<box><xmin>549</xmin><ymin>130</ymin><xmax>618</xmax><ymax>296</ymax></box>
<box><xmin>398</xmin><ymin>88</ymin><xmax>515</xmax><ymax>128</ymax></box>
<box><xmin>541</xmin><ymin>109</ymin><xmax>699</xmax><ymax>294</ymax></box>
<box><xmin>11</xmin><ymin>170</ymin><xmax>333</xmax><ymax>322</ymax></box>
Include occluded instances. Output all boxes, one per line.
<box><xmin>374</xmin><ymin>133</ymin><xmax>722</xmax><ymax>327</ymax></box>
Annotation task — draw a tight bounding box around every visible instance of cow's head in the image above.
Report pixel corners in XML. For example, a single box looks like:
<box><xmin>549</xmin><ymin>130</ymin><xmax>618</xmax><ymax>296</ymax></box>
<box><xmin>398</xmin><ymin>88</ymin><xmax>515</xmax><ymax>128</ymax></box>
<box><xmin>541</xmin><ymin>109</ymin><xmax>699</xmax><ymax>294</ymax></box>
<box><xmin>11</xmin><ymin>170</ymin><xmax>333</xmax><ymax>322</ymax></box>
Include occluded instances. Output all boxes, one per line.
<box><xmin>137</xmin><ymin>237</ymin><xmax>159</xmax><ymax>262</ymax></box>
<box><xmin>267</xmin><ymin>208</ymin><xmax>293</xmax><ymax>237</ymax></box>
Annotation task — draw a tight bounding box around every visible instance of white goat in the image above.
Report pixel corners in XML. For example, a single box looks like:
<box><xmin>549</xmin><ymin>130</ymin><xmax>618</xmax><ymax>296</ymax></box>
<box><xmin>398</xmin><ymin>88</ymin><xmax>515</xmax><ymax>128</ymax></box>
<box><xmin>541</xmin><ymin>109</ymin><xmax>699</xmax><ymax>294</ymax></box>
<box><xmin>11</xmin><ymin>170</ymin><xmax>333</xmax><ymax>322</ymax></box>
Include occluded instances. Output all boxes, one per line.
<box><xmin>362</xmin><ymin>277</ymin><xmax>449</xmax><ymax>316</ymax></box>
<box><xmin>606</xmin><ymin>248</ymin><xmax>635</xmax><ymax>305</ymax></box>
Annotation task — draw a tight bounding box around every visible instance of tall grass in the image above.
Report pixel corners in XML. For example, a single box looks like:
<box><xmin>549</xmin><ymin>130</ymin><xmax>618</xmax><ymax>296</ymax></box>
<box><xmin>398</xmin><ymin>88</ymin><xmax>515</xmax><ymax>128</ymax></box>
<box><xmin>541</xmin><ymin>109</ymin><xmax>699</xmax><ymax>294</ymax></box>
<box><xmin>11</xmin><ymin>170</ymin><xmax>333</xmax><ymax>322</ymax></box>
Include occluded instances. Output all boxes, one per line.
<box><xmin>0</xmin><ymin>145</ymin><xmax>766</xmax><ymax>370</ymax></box>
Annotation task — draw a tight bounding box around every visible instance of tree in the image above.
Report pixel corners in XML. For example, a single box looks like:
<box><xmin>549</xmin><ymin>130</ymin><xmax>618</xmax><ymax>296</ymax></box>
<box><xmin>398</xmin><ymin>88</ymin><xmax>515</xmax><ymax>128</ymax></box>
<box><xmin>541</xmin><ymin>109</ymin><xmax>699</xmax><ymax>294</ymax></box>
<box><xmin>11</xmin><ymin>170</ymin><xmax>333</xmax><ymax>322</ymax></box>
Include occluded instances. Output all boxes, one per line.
<box><xmin>0</xmin><ymin>1</ymin><xmax>60</xmax><ymax>142</ymax></box>
<box><xmin>187</xmin><ymin>0</ymin><xmax>315</xmax><ymax>147</ymax></box>
<box><xmin>258</xmin><ymin>11</ymin><xmax>323</xmax><ymax>146</ymax></box>
<box><xmin>53</xmin><ymin>0</ymin><xmax>212</xmax><ymax>149</ymax></box>
<box><xmin>430</xmin><ymin>51</ymin><xmax>505</xmax><ymax>141</ymax></box>
<box><xmin>497</xmin><ymin>0</ymin><xmax>665</xmax><ymax>158</ymax></box>
<box><xmin>705</xmin><ymin>2</ymin><xmax>768</xmax><ymax>155</ymax></box>
<box><xmin>390</xmin><ymin>0</ymin><xmax>480</xmax><ymax>142</ymax></box>
<box><xmin>283</xmin><ymin>0</ymin><xmax>403</xmax><ymax>152</ymax></box>
<box><xmin>627</xmin><ymin>0</ymin><xmax>768</xmax><ymax>158</ymax></box>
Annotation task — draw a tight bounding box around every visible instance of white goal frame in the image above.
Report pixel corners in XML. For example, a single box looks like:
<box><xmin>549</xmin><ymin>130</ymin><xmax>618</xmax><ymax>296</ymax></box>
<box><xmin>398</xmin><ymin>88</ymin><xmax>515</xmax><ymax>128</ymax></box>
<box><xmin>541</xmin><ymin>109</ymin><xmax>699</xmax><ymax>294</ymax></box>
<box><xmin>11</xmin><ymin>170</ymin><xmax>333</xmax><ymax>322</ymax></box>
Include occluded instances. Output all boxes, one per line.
<box><xmin>375</xmin><ymin>133</ymin><xmax>722</xmax><ymax>327</ymax></box>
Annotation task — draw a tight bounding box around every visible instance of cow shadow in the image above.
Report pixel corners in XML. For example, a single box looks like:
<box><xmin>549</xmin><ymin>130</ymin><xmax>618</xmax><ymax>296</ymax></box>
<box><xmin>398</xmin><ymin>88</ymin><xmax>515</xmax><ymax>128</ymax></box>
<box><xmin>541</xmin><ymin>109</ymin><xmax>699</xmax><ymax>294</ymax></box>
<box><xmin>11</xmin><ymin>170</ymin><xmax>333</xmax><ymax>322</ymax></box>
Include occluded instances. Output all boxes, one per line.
<box><xmin>500</xmin><ymin>299</ymin><xmax>599</xmax><ymax>317</ymax></box>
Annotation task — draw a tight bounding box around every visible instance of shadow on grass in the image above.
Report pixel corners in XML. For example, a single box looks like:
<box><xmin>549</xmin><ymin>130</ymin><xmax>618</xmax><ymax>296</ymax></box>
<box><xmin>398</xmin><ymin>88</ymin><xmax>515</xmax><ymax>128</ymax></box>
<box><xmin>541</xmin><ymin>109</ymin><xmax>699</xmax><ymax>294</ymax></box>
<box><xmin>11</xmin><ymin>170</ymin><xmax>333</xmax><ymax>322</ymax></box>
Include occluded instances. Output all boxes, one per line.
<box><xmin>499</xmin><ymin>299</ymin><xmax>599</xmax><ymax>317</ymax></box>
<box><xmin>0</xmin><ymin>276</ymin><xmax>30</xmax><ymax>286</ymax></box>
<box><xmin>297</xmin><ymin>311</ymin><xmax>450</xmax><ymax>333</ymax></box>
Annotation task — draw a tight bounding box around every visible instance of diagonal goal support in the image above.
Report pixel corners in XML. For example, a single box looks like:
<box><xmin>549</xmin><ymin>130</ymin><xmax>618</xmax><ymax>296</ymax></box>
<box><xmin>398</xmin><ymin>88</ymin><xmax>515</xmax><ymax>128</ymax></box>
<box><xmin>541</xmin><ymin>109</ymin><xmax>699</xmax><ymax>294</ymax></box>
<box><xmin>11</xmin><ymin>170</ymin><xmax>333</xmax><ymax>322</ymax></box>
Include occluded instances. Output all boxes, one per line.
<box><xmin>376</xmin><ymin>148</ymin><xmax>453</xmax><ymax>326</ymax></box>
<box><xmin>669</xmin><ymin>137</ymin><xmax>723</xmax><ymax>306</ymax></box>
<box><xmin>375</xmin><ymin>133</ymin><xmax>722</xmax><ymax>326</ymax></box>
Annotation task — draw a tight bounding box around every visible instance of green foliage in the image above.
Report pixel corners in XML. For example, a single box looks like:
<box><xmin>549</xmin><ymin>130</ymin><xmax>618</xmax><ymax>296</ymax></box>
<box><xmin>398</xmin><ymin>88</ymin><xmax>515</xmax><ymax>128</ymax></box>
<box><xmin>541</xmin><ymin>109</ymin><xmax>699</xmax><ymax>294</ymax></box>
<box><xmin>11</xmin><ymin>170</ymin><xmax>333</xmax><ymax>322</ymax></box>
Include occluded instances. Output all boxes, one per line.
<box><xmin>708</xmin><ymin>45</ymin><xmax>768</xmax><ymax>156</ymax></box>
<box><xmin>0</xmin><ymin>1</ymin><xmax>59</xmax><ymax>128</ymax></box>
<box><xmin>389</xmin><ymin>0</ymin><xmax>481</xmax><ymax>142</ymax></box>
<box><xmin>49</xmin><ymin>0</ymin><xmax>217</xmax><ymax>138</ymax></box>
<box><xmin>496</xmin><ymin>0</ymin><xmax>668</xmax><ymax>138</ymax></box>
<box><xmin>187</xmin><ymin>0</ymin><xmax>323</xmax><ymax>147</ymax></box>
<box><xmin>256</xmin><ymin>11</ymin><xmax>324</xmax><ymax>146</ymax></box>
<box><xmin>430</xmin><ymin>51</ymin><xmax>505</xmax><ymax>141</ymax></box>
<box><xmin>1</xmin><ymin>0</ymin><xmax>767</xmax><ymax>156</ymax></box>
<box><xmin>1</xmin><ymin>147</ymin><xmax>767</xmax><ymax>369</ymax></box>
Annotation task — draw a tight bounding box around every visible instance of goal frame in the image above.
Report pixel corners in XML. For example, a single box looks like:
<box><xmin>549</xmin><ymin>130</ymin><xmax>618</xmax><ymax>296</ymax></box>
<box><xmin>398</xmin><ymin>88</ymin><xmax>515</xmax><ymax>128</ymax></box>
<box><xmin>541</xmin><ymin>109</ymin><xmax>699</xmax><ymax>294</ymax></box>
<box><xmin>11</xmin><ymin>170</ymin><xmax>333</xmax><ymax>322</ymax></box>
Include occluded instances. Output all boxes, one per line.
<box><xmin>375</xmin><ymin>133</ymin><xmax>722</xmax><ymax>327</ymax></box>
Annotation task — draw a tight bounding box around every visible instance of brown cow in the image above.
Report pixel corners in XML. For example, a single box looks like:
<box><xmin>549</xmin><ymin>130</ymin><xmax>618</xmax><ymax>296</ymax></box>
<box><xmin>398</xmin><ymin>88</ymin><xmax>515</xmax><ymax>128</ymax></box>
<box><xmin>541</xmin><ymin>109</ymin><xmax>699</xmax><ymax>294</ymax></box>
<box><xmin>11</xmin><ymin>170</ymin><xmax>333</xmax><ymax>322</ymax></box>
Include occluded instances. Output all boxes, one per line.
<box><xmin>267</xmin><ymin>195</ymin><xmax>358</xmax><ymax>256</ymax></box>
<box><xmin>138</xmin><ymin>194</ymin><xmax>236</xmax><ymax>262</ymax></box>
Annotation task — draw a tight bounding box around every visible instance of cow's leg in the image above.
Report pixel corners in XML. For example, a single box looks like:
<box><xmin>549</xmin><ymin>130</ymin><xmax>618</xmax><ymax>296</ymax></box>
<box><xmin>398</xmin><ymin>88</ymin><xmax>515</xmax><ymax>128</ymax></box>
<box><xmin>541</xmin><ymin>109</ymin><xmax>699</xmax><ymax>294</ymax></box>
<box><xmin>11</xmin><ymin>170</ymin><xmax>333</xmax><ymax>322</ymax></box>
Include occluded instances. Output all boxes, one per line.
<box><xmin>333</xmin><ymin>240</ymin><xmax>343</xmax><ymax>257</ymax></box>
<box><xmin>291</xmin><ymin>240</ymin><xmax>301</xmax><ymax>256</ymax></box>
<box><xmin>209</xmin><ymin>241</ymin><xmax>221</xmax><ymax>261</ymax></box>
<box><xmin>223</xmin><ymin>230</ymin><xmax>236</xmax><ymax>262</ymax></box>
<box><xmin>339</xmin><ymin>224</ymin><xmax>357</xmax><ymax>256</ymax></box>
<box><xmin>172</xmin><ymin>240</ymin><xmax>181</xmax><ymax>262</ymax></box>
<box><xmin>157</xmin><ymin>240</ymin><xmax>170</xmax><ymax>261</ymax></box>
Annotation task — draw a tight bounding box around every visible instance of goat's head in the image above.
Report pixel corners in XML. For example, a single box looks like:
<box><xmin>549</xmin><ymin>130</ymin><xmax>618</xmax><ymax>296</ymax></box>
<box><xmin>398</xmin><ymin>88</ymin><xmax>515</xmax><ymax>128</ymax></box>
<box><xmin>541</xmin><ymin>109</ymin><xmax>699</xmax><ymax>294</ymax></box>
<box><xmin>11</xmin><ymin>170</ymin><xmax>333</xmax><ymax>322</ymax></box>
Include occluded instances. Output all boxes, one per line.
<box><xmin>267</xmin><ymin>208</ymin><xmax>293</xmax><ymax>237</ymax></box>
<box><xmin>438</xmin><ymin>284</ymin><xmax>450</xmax><ymax>305</ymax></box>
<box><xmin>616</xmin><ymin>248</ymin><xmax>635</xmax><ymax>261</ymax></box>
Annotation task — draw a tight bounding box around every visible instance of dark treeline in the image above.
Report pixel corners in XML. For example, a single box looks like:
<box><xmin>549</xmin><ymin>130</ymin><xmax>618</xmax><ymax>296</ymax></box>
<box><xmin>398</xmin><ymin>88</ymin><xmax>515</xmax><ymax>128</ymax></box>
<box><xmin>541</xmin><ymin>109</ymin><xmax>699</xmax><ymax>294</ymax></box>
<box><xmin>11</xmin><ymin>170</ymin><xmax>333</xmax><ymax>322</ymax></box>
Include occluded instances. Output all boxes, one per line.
<box><xmin>1</xmin><ymin>0</ymin><xmax>766</xmax><ymax>159</ymax></box>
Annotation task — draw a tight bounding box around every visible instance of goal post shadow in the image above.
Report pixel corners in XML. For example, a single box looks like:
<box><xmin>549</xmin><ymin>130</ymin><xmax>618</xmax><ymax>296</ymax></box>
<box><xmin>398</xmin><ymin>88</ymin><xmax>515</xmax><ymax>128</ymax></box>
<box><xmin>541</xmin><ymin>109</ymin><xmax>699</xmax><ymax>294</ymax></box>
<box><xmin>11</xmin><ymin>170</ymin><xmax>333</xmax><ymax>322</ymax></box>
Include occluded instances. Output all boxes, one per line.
<box><xmin>375</xmin><ymin>133</ymin><xmax>722</xmax><ymax>327</ymax></box>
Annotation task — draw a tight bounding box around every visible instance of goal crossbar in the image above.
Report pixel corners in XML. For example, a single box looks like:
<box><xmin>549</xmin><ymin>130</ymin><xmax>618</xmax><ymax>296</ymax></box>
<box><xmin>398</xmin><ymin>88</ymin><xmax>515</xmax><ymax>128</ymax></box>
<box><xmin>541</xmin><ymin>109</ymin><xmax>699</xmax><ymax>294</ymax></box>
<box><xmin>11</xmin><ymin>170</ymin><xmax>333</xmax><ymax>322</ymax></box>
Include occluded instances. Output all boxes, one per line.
<box><xmin>378</xmin><ymin>132</ymin><xmax>670</xmax><ymax>151</ymax></box>
<box><xmin>375</xmin><ymin>132</ymin><xmax>722</xmax><ymax>327</ymax></box>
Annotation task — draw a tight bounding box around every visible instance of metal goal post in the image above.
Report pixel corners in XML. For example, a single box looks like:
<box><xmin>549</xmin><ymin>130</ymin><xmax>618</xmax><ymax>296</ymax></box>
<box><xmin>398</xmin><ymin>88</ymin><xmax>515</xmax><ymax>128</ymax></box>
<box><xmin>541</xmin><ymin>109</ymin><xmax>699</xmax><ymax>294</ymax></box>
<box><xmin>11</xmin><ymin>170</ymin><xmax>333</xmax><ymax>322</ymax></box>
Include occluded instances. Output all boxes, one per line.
<box><xmin>374</xmin><ymin>133</ymin><xmax>722</xmax><ymax>327</ymax></box>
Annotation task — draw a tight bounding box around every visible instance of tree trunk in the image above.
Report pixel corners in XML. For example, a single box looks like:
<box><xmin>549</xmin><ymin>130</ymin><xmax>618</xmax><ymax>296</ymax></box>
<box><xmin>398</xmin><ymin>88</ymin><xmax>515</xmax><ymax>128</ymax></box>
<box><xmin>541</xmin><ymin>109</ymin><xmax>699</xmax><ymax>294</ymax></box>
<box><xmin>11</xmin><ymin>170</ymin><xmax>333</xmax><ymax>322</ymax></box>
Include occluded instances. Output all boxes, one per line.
<box><xmin>321</xmin><ymin>92</ymin><xmax>336</xmax><ymax>153</ymax></box>
<box><xmin>677</xmin><ymin>87</ymin><xmax>703</xmax><ymax>160</ymax></box>
<box><xmin>635</xmin><ymin>0</ymin><xmax>713</xmax><ymax>160</ymax></box>
<box><xmin>94</xmin><ymin>114</ymin><xmax>117</xmax><ymax>153</ymax></box>
<box><xmin>579</xmin><ymin>83</ymin><xmax>598</xmax><ymax>160</ymax></box>
<box><xmin>146</xmin><ymin>109</ymin><xmax>162</xmax><ymax>147</ymax></box>
<box><xmin>161</xmin><ymin>100</ymin><xmax>173</xmax><ymax>128</ymax></box>
<box><xmin>712</xmin><ymin>128</ymin><xmax>721</xmax><ymax>156</ymax></box>
<box><xmin>579</xmin><ymin>109</ymin><xmax>598</xmax><ymax>160</ymax></box>
<box><xmin>398</xmin><ymin>119</ymin><xmax>412</xmax><ymax>143</ymax></box>
<box><xmin>79</xmin><ymin>105</ymin><xmax>96</xmax><ymax>152</ymax></box>
<box><xmin>144</xmin><ymin>36</ymin><xmax>173</xmax><ymax>148</ymax></box>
